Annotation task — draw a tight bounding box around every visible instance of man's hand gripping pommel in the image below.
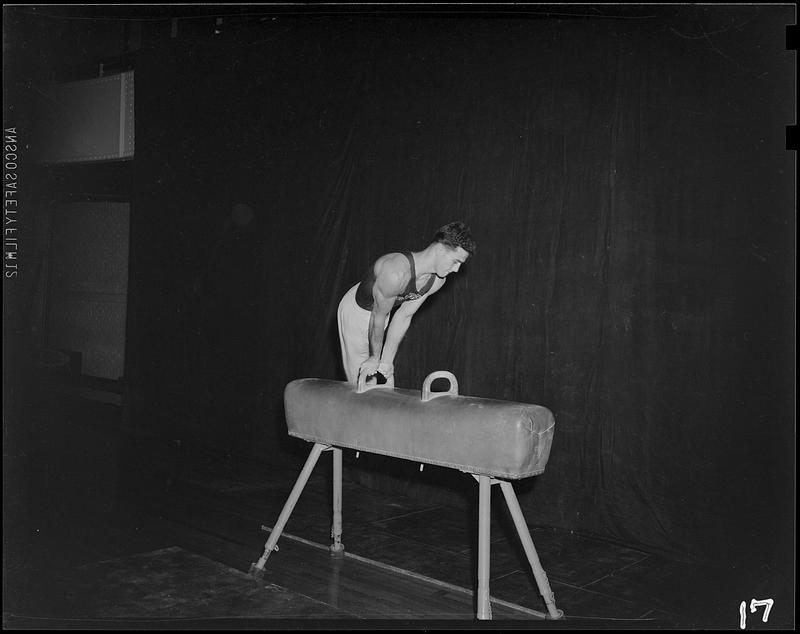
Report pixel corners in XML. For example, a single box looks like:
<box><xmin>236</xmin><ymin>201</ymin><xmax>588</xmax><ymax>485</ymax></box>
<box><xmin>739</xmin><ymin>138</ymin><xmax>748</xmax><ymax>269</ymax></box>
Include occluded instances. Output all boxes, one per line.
<box><xmin>358</xmin><ymin>358</ymin><xmax>394</xmax><ymax>384</ymax></box>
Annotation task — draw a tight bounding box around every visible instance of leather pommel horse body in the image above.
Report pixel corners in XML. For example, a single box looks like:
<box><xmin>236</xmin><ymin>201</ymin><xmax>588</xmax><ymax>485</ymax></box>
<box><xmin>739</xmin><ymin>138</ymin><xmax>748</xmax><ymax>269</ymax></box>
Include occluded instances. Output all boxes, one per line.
<box><xmin>250</xmin><ymin>371</ymin><xmax>563</xmax><ymax>620</ymax></box>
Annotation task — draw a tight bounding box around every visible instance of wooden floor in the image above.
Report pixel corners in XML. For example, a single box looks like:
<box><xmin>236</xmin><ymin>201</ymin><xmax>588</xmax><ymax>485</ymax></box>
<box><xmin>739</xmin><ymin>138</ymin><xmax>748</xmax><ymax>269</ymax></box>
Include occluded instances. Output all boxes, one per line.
<box><xmin>4</xmin><ymin>386</ymin><xmax>794</xmax><ymax>629</ymax></box>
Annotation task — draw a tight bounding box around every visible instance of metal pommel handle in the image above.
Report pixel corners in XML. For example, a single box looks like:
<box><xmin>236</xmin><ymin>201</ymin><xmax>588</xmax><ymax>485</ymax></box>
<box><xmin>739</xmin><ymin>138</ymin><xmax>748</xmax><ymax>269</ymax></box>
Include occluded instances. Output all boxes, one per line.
<box><xmin>356</xmin><ymin>371</ymin><xmax>395</xmax><ymax>393</ymax></box>
<box><xmin>421</xmin><ymin>371</ymin><xmax>459</xmax><ymax>402</ymax></box>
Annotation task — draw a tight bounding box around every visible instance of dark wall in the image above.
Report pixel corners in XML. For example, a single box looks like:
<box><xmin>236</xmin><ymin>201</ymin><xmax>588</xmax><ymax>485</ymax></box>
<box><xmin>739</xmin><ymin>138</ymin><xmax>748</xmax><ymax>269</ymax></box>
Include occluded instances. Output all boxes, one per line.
<box><xmin>122</xmin><ymin>9</ymin><xmax>794</xmax><ymax>566</ymax></box>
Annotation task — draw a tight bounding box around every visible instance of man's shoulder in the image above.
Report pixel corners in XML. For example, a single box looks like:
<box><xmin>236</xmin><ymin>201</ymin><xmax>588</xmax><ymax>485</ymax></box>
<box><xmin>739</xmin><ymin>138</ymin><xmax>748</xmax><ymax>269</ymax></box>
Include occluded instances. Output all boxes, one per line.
<box><xmin>374</xmin><ymin>252</ymin><xmax>411</xmax><ymax>290</ymax></box>
<box><xmin>374</xmin><ymin>252</ymin><xmax>411</xmax><ymax>273</ymax></box>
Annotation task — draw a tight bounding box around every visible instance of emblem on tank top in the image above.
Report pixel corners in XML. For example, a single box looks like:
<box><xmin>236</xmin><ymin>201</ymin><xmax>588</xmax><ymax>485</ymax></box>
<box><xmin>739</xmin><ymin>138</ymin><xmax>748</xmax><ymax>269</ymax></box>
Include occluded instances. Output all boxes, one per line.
<box><xmin>398</xmin><ymin>292</ymin><xmax>422</xmax><ymax>301</ymax></box>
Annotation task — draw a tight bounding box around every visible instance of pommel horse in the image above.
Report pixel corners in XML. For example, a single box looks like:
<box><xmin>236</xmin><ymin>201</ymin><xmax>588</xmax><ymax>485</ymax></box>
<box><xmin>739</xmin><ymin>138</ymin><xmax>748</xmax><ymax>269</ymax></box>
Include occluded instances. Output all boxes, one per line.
<box><xmin>249</xmin><ymin>371</ymin><xmax>563</xmax><ymax>620</ymax></box>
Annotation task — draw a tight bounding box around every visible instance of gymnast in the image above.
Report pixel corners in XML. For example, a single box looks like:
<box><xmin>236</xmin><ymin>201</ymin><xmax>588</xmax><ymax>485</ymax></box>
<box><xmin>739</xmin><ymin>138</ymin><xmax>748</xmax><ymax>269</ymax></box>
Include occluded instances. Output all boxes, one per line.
<box><xmin>337</xmin><ymin>221</ymin><xmax>476</xmax><ymax>385</ymax></box>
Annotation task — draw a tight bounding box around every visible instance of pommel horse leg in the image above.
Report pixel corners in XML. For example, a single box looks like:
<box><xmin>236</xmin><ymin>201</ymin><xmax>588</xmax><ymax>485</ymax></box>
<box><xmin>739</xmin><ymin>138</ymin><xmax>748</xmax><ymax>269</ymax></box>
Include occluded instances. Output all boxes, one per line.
<box><xmin>476</xmin><ymin>475</ymin><xmax>493</xmax><ymax>620</ymax></box>
<box><xmin>474</xmin><ymin>474</ymin><xmax>563</xmax><ymax>620</ymax></box>
<box><xmin>330</xmin><ymin>447</ymin><xmax>345</xmax><ymax>556</ymax></box>
<box><xmin>499</xmin><ymin>481</ymin><xmax>564</xmax><ymax>620</ymax></box>
<box><xmin>249</xmin><ymin>442</ymin><xmax>327</xmax><ymax>579</ymax></box>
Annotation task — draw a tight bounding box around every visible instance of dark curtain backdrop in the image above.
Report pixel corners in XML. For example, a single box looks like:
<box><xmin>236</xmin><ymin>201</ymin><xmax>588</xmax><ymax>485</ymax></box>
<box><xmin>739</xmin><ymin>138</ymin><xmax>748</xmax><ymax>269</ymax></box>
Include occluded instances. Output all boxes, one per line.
<box><xmin>127</xmin><ymin>9</ymin><xmax>795</xmax><ymax>568</ymax></box>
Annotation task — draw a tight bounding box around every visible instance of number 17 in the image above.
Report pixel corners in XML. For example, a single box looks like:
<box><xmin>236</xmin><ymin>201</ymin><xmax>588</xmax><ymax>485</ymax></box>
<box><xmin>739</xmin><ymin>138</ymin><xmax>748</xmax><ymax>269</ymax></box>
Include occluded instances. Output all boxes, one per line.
<box><xmin>739</xmin><ymin>599</ymin><xmax>774</xmax><ymax>629</ymax></box>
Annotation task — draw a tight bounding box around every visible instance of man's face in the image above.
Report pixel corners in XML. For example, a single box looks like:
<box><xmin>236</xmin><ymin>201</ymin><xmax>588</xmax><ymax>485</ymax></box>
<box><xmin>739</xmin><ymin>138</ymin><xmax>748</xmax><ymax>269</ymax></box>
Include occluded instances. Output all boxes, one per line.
<box><xmin>436</xmin><ymin>246</ymin><xmax>470</xmax><ymax>278</ymax></box>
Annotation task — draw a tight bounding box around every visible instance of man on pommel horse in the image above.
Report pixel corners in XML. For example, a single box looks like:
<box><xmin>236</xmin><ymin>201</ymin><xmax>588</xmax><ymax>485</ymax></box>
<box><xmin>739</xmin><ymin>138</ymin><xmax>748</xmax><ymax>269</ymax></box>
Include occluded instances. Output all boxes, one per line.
<box><xmin>337</xmin><ymin>221</ymin><xmax>475</xmax><ymax>386</ymax></box>
<box><xmin>251</xmin><ymin>222</ymin><xmax>563</xmax><ymax>620</ymax></box>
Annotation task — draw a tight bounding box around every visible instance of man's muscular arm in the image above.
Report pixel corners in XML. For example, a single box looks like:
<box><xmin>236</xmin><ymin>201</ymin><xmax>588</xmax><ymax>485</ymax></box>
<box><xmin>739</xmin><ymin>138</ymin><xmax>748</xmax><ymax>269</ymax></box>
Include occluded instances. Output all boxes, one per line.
<box><xmin>379</xmin><ymin>276</ymin><xmax>445</xmax><ymax>375</ymax></box>
<box><xmin>359</xmin><ymin>254</ymin><xmax>407</xmax><ymax>379</ymax></box>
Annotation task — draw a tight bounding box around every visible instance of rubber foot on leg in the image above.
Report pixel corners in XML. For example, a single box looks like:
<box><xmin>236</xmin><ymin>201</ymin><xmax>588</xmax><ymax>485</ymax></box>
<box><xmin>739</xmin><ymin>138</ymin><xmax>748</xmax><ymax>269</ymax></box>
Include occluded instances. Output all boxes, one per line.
<box><xmin>329</xmin><ymin>543</ymin><xmax>345</xmax><ymax>558</ymax></box>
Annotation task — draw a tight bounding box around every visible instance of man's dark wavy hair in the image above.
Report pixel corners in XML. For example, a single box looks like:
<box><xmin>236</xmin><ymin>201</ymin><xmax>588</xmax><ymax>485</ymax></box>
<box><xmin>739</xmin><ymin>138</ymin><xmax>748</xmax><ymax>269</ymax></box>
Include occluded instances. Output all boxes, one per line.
<box><xmin>433</xmin><ymin>221</ymin><xmax>476</xmax><ymax>256</ymax></box>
